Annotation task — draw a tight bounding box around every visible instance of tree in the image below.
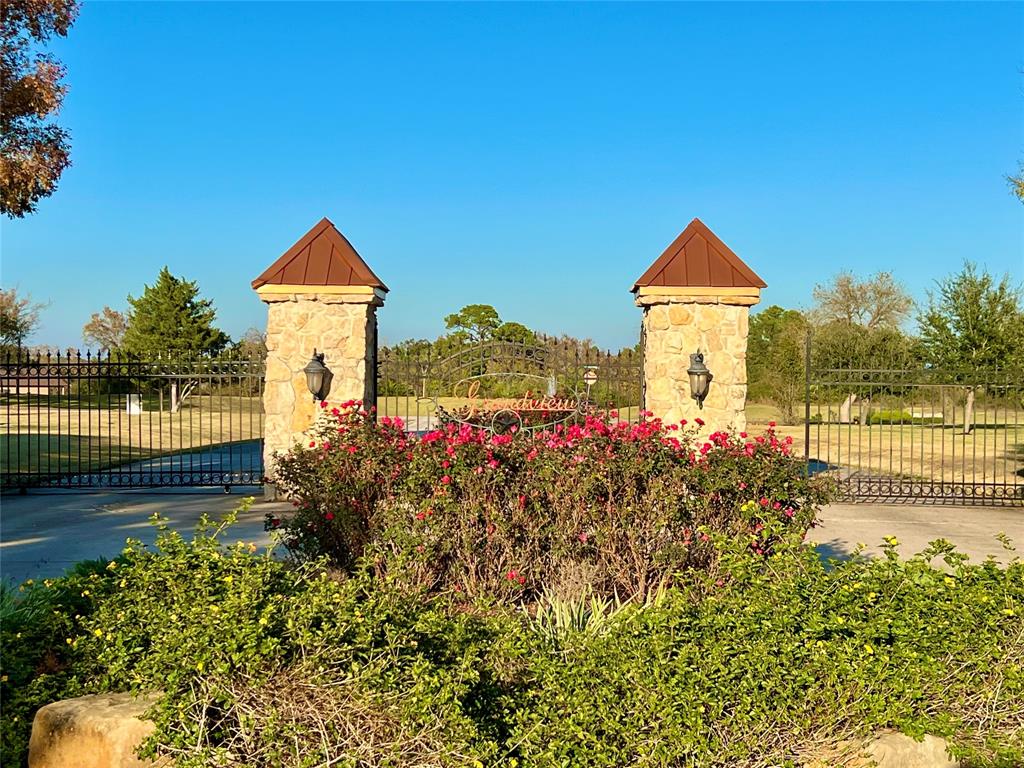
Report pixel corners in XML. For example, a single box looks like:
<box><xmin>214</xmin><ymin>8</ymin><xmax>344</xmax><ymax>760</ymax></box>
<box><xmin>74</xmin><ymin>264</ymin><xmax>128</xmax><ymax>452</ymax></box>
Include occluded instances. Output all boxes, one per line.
<box><xmin>811</xmin><ymin>271</ymin><xmax>914</xmax><ymax>330</ymax></box>
<box><xmin>444</xmin><ymin>304</ymin><xmax>502</xmax><ymax>343</ymax></box>
<box><xmin>1009</xmin><ymin>163</ymin><xmax>1024</xmax><ymax>203</ymax></box>
<box><xmin>0</xmin><ymin>287</ymin><xmax>45</xmax><ymax>350</ymax></box>
<box><xmin>232</xmin><ymin>327</ymin><xmax>267</xmax><ymax>359</ymax></box>
<box><xmin>918</xmin><ymin>262</ymin><xmax>1024</xmax><ymax>372</ymax></box>
<box><xmin>82</xmin><ymin>306</ymin><xmax>127</xmax><ymax>352</ymax></box>
<box><xmin>122</xmin><ymin>267</ymin><xmax>228</xmax><ymax>356</ymax></box>
<box><xmin>918</xmin><ymin>262</ymin><xmax>1024</xmax><ymax>434</ymax></box>
<box><xmin>747</xmin><ymin>306</ymin><xmax>808</xmax><ymax>424</ymax></box>
<box><xmin>1</xmin><ymin>0</ymin><xmax>79</xmax><ymax>217</ymax></box>
<box><xmin>494</xmin><ymin>321</ymin><xmax>536</xmax><ymax>344</ymax></box>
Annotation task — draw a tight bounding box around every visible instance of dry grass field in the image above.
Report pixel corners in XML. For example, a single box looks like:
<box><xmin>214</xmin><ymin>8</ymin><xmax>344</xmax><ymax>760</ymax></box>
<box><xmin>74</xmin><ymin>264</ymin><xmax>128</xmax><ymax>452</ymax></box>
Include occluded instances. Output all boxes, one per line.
<box><xmin>0</xmin><ymin>394</ymin><xmax>263</xmax><ymax>478</ymax></box>
<box><xmin>4</xmin><ymin>389</ymin><xmax>1020</xmax><ymax>493</ymax></box>
<box><xmin>747</xmin><ymin>403</ymin><xmax>1024</xmax><ymax>489</ymax></box>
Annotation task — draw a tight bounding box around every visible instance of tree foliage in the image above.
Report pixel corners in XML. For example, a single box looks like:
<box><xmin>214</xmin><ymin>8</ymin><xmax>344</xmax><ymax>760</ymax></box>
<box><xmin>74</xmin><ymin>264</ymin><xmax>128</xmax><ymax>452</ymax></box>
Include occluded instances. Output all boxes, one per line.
<box><xmin>918</xmin><ymin>262</ymin><xmax>1024</xmax><ymax>371</ymax></box>
<box><xmin>811</xmin><ymin>271</ymin><xmax>913</xmax><ymax>330</ymax></box>
<box><xmin>443</xmin><ymin>304</ymin><xmax>502</xmax><ymax>343</ymax></box>
<box><xmin>230</xmin><ymin>327</ymin><xmax>267</xmax><ymax>359</ymax></box>
<box><xmin>1</xmin><ymin>0</ymin><xmax>78</xmax><ymax>217</ymax></box>
<box><xmin>0</xmin><ymin>287</ymin><xmax>45</xmax><ymax>350</ymax></box>
<box><xmin>122</xmin><ymin>267</ymin><xmax>228</xmax><ymax>356</ymax></box>
<box><xmin>81</xmin><ymin>306</ymin><xmax>127</xmax><ymax>352</ymax></box>
<box><xmin>811</xmin><ymin>322</ymin><xmax>920</xmax><ymax>372</ymax></box>
<box><xmin>747</xmin><ymin>306</ymin><xmax>808</xmax><ymax>424</ymax></box>
<box><xmin>1008</xmin><ymin>164</ymin><xmax>1024</xmax><ymax>203</ymax></box>
<box><xmin>493</xmin><ymin>320</ymin><xmax>536</xmax><ymax>344</ymax></box>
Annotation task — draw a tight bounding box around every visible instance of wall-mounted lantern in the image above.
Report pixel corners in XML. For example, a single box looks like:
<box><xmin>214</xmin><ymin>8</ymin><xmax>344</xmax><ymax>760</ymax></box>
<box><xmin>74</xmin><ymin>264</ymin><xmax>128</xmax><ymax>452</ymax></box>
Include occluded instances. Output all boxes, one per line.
<box><xmin>303</xmin><ymin>350</ymin><xmax>328</xmax><ymax>401</ymax></box>
<box><xmin>687</xmin><ymin>351</ymin><xmax>712</xmax><ymax>409</ymax></box>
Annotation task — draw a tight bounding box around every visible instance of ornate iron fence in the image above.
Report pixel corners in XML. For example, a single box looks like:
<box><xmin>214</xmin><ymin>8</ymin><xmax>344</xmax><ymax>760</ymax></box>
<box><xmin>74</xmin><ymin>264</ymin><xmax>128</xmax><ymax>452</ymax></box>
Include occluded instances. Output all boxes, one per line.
<box><xmin>0</xmin><ymin>349</ymin><xmax>265</xmax><ymax>489</ymax></box>
<box><xmin>377</xmin><ymin>338</ymin><xmax>643</xmax><ymax>433</ymax></box>
<box><xmin>805</xmin><ymin>353</ymin><xmax>1023</xmax><ymax>505</ymax></box>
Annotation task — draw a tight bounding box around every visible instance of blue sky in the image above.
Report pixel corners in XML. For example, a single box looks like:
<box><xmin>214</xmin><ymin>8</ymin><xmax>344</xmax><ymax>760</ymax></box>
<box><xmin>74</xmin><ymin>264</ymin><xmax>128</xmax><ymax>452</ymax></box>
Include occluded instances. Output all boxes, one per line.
<box><xmin>2</xmin><ymin>1</ymin><xmax>1022</xmax><ymax>350</ymax></box>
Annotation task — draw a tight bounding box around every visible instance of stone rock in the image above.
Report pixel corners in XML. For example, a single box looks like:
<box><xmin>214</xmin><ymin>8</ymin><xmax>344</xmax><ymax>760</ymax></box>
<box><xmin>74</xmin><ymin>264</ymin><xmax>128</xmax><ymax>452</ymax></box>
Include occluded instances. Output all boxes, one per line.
<box><xmin>805</xmin><ymin>731</ymin><xmax>959</xmax><ymax>768</ymax></box>
<box><xmin>865</xmin><ymin>731</ymin><xmax>958</xmax><ymax>767</ymax></box>
<box><xmin>28</xmin><ymin>692</ymin><xmax>167</xmax><ymax>768</ymax></box>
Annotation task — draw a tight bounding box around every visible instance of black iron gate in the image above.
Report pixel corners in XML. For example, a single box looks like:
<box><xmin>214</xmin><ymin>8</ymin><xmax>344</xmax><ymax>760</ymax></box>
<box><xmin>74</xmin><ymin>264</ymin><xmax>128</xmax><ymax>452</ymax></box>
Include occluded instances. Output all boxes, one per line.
<box><xmin>376</xmin><ymin>338</ymin><xmax>643</xmax><ymax>433</ymax></box>
<box><xmin>805</xmin><ymin>350</ymin><xmax>1023</xmax><ymax>505</ymax></box>
<box><xmin>0</xmin><ymin>350</ymin><xmax>265</xmax><ymax>489</ymax></box>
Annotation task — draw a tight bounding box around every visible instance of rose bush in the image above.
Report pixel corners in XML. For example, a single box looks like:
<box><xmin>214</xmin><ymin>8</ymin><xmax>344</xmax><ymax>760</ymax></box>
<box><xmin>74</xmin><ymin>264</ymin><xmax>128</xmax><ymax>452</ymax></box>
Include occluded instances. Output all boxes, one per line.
<box><xmin>270</xmin><ymin>402</ymin><xmax>833</xmax><ymax>600</ymax></box>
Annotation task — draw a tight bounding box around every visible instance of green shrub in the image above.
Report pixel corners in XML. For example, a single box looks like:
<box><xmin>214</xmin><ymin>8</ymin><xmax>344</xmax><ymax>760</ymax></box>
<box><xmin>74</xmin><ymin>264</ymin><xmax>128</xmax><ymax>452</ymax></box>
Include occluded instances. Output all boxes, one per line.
<box><xmin>18</xmin><ymin>509</ymin><xmax>520</xmax><ymax>768</ymax></box>
<box><xmin>3</xmin><ymin>517</ymin><xmax>1021</xmax><ymax>768</ymax></box>
<box><xmin>866</xmin><ymin>409</ymin><xmax>945</xmax><ymax>425</ymax></box>
<box><xmin>0</xmin><ymin>558</ymin><xmax>122</xmax><ymax>766</ymax></box>
<box><xmin>271</xmin><ymin>404</ymin><xmax>834</xmax><ymax>601</ymax></box>
<box><xmin>508</xmin><ymin>532</ymin><xmax>1024</xmax><ymax>767</ymax></box>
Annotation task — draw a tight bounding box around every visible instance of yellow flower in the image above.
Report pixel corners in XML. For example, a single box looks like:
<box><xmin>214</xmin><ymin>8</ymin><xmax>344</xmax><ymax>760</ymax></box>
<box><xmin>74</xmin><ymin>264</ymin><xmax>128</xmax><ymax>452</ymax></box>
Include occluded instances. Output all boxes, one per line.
<box><xmin>883</xmin><ymin>535</ymin><xmax>899</xmax><ymax>547</ymax></box>
<box><xmin>93</xmin><ymin>629</ymin><xmax>103</xmax><ymax>638</ymax></box>
<box><xmin>106</xmin><ymin>561</ymin><xmax>118</xmax><ymax>570</ymax></box>
<box><xmin>258</xmin><ymin>616</ymin><xmax>268</xmax><ymax>626</ymax></box>
<box><xmin>1003</xmin><ymin>608</ymin><xmax>1016</xmax><ymax>617</ymax></box>
<box><xmin>1</xmin><ymin>675</ymin><xmax>8</xmax><ymax>683</ymax></box>
<box><xmin>864</xmin><ymin>644</ymin><xmax>874</xmax><ymax>655</ymax></box>
<box><xmin>944</xmin><ymin>577</ymin><xmax>956</xmax><ymax>587</ymax></box>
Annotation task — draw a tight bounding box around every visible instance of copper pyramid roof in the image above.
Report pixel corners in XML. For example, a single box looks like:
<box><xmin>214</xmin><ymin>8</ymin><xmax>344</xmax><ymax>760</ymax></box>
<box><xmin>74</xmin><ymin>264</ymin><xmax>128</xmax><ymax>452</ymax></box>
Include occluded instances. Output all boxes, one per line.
<box><xmin>252</xmin><ymin>218</ymin><xmax>388</xmax><ymax>291</ymax></box>
<box><xmin>632</xmin><ymin>218</ymin><xmax>766</xmax><ymax>291</ymax></box>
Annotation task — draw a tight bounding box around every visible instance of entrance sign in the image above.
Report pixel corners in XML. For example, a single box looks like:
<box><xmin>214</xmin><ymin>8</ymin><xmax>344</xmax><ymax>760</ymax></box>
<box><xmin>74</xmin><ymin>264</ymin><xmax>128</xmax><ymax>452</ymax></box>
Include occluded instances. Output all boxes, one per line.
<box><xmin>437</xmin><ymin>371</ymin><xmax>589</xmax><ymax>433</ymax></box>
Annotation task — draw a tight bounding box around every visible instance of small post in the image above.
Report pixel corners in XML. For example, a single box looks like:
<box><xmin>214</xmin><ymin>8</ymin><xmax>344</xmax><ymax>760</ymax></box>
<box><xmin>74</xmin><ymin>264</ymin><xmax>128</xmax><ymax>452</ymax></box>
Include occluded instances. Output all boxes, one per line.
<box><xmin>804</xmin><ymin>331</ymin><xmax>812</xmax><ymax>474</ymax></box>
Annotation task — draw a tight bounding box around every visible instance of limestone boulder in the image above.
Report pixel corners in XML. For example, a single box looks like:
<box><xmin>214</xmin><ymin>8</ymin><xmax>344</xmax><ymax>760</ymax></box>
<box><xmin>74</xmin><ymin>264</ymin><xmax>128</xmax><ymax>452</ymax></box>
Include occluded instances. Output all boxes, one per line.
<box><xmin>28</xmin><ymin>692</ymin><xmax>167</xmax><ymax>768</ymax></box>
<box><xmin>806</xmin><ymin>730</ymin><xmax>959</xmax><ymax>768</ymax></box>
<box><xmin>865</xmin><ymin>731</ymin><xmax>958</xmax><ymax>767</ymax></box>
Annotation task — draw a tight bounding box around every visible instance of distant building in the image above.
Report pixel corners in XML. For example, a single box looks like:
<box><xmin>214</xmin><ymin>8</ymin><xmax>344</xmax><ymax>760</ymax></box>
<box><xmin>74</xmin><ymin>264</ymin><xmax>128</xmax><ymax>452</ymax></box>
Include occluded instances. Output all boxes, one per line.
<box><xmin>0</xmin><ymin>371</ymin><xmax>71</xmax><ymax>396</ymax></box>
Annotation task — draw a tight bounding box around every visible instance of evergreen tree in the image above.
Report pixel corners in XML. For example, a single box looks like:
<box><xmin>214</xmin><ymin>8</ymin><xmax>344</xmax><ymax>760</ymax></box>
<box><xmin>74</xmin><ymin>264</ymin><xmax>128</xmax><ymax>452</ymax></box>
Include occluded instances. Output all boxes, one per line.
<box><xmin>122</xmin><ymin>267</ymin><xmax>228</xmax><ymax>356</ymax></box>
<box><xmin>918</xmin><ymin>262</ymin><xmax>1024</xmax><ymax>371</ymax></box>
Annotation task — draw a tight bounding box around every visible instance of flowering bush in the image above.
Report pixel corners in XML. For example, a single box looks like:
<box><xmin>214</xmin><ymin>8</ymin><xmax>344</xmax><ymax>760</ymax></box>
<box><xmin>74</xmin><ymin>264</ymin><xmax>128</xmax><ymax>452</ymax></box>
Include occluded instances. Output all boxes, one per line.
<box><xmin>4</xmin><ymin>519</ymin><xmax>1020</xmax><ymax>767</ymax></box>
<box><xmin>270</xmin><ymin>403</ymin><xmax>833</xmax><ymax>600</ymax></box>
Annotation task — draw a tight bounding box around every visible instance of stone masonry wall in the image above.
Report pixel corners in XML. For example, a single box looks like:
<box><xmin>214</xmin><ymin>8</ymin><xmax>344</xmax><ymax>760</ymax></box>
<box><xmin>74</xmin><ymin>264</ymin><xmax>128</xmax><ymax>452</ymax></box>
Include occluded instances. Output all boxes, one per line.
<box><xmin>262</xmin><ymin>292</ymin><xmax>378</xmax><ymax>478</ymax></box>
<box><xmin>640</xmin><ymin>297</ymin><xmax>752</xmax><ymax>434</ymax></box>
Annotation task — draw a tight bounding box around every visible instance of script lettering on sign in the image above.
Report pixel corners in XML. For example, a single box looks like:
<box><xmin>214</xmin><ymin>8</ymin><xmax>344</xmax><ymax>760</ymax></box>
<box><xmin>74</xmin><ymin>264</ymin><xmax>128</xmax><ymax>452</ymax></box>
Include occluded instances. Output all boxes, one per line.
<box><xmin>436</xmin><ymin>373</ymin><xmax>589</xmax><ymax>433</ymax></box>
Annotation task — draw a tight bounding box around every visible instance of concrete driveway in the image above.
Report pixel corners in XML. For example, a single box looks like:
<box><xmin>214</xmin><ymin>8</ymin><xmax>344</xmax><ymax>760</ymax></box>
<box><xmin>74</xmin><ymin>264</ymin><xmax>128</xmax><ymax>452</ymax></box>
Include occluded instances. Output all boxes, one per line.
<box><xmin>813</xmin><ymin>503</ymin><xmax>1023</xmax><ymax>564</ymax></box>
<box><xmin>1</xmin><ymin>488</ymin><xmax>291</xmax><ymax>584</ymax></box>
<box><xmin>1</xmin><ymin>491</ymin><xmax>1021</xmax><ymax>585</ymax></box>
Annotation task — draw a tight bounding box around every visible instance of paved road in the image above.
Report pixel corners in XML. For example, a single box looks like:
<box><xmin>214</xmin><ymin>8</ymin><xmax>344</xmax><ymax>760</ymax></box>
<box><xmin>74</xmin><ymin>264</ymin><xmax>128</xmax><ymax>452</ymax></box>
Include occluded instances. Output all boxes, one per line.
<box><xmin>1</xmin><ymin>488</ymin><xmax>291</xmax><ymax>584</ymax></box>
<box><xmin>1</xmin><ymin>491</ymin><xmax>1020</xmax><ymax>585</ymax></box>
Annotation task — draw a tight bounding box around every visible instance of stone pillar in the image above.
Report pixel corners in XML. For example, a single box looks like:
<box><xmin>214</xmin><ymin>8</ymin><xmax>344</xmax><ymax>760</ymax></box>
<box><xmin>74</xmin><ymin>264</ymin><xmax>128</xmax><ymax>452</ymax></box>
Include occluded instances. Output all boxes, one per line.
<box><xmin>637</xmin><ymin>288</ymin><xmax>758</xmax><ymax>433</ymax></box>
<box><xmin>252</xmin><ymin>217</ymin><xmax>389</xmax><ymax>487</ymax></box>
<box><xmin>632</xmin><ymin>218</ymin><xmax>765</xmax><ymax>435</ymax></box>
<box><xmin>260</xmin><ymin>287</ymin><xmax>382</xmax><ymax>474</ymax></box>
